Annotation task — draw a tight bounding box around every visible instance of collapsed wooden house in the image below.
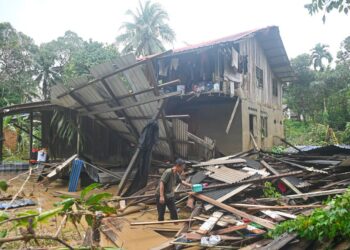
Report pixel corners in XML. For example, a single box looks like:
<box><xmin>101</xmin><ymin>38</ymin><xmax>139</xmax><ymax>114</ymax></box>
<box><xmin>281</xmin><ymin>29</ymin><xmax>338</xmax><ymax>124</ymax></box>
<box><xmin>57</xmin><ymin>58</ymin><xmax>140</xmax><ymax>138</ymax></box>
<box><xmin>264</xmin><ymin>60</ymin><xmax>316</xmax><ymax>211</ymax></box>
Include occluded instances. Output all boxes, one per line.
<box><xmin>0</xmin><ymin>26</ymin><xmax>296</xmax><ymax>172</ymax></box>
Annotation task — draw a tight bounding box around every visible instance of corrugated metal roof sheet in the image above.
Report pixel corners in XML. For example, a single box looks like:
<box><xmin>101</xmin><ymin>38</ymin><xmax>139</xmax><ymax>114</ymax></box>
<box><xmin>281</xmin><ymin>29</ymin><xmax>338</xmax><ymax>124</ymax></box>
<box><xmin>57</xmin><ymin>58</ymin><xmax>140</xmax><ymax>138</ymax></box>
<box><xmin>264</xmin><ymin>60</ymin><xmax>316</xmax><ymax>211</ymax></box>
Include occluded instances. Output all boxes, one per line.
<box><xmin>205</xmin><ymin>165</ymin><xmax>252</xmax><ymax>184</ymax></box>
<box><xmin>50</xmin><ymin>53</ymin><xmax>203</xmax><ymax>158</ymax></box>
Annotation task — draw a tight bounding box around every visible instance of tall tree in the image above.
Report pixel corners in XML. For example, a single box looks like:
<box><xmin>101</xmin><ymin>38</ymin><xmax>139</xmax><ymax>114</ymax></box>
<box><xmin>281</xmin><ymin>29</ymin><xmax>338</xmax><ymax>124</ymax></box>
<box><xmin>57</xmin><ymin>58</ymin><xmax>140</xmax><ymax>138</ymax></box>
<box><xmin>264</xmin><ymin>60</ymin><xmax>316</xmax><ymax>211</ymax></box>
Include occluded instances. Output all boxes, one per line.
<box><xmin>305</xmin><ymin>0</ymin><xmax>350</xmax><ymax>22</ymax></box>
<box><xmin>285</xmin><ymin>53</ymin><xmax>316</xmax><ymax>120</ymax></box>
<box><xmin>0</xmin><ymin>22</ymin><xmax>38</xmax><ymax>107</ymax></box>
<box><xmin>116</xmin><ymin>0</ymin><xmax>175</xmax><ymax>56</ymax></box>
<box><xmin>310</xmin><ymin>43</ymin><xmax>333</xmax><ymax>72</ymax></box>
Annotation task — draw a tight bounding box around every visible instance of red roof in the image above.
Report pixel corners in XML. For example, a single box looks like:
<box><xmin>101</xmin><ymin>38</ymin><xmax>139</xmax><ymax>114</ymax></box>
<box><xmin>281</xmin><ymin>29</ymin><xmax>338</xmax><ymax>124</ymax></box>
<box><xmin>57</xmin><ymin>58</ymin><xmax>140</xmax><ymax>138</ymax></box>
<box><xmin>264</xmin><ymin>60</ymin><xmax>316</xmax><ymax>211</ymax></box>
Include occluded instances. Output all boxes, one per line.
<box><xmin>174</xmin><ymin>26</ymin><xmax>275</xmax><ymax>53</ymax></box>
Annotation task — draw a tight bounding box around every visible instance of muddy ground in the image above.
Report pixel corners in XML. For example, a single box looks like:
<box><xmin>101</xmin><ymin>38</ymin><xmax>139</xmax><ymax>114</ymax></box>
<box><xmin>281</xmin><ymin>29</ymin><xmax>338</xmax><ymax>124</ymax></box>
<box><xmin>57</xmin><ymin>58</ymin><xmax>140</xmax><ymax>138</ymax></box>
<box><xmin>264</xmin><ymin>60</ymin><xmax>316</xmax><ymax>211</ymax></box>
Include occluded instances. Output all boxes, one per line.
<box><xmin>0</xmin><ymin>171</ymin><xmax>191</xmax><ymax>249</ymax></box>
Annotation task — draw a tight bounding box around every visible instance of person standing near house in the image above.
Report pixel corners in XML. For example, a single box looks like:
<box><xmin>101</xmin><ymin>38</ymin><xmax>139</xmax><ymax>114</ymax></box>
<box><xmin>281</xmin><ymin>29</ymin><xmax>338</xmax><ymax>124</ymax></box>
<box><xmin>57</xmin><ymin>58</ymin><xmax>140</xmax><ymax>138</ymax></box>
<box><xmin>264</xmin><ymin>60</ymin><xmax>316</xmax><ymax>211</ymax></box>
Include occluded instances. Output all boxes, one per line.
<box><xmin>156</xmin><ymin>158</ymin><xmax>192</xmax><ymax>221</ymax></box>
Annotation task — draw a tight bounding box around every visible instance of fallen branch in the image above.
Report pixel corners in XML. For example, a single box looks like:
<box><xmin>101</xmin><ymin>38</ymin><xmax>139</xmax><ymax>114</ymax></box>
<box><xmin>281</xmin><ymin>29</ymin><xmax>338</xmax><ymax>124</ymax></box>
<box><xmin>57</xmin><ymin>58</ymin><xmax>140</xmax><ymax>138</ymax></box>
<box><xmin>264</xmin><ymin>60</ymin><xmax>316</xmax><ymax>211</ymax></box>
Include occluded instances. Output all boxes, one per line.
<box><xmin>0</xmin><ymin>235</ymin><xmax>73</xmax><ymax>249</ymax></box>
<box><xmin>5</xmin><ymin>167</ymin><xmax>32</xmax><ymax>211</ymax></box>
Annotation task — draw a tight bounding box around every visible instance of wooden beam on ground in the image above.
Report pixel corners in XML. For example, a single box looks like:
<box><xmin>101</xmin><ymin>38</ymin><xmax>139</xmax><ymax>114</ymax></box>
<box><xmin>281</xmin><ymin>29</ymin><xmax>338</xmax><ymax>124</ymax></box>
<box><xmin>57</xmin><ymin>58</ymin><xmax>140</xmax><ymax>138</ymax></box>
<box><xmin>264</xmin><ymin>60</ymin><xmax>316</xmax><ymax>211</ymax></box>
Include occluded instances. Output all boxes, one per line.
<box><xmin>130</xmin><ymin>219</ymin><xmax>195</xmax><ymax>226</ymax></box>
<box><xmin>112</xmin><ymin>171</ymin><xmax>303</xmax><ymax>201</ymax></box>
<box><xmin>45</xmin><ymin>154</ymin><xmax>78</xmax><ymax>182</ymax></box>
<box><xmin>83</xmin><ymin>91</ymin><xmax>181</xmax><ymax>116</ymax></box>
<box><xmin>257</xmin><ymin>188</ymin><xmax>347</xmax><ymax>202</ymax></box>
<box><xmin>259</xmin><ymin>233</ymin><xmax>297</xmax><ymax>250</ymax></box>
<box><xmin>225</xmin><ymin>97</ymin><xmax>240</xmax><ymax>134</ymax></box>
<box><xmin>197</xmin><ymin>211</ymin><xmax>223</xmax><ymax>234</ymax></box>
<box><xmin>190</xmin><ymin>192</ymin><xmax>276</xmax><ymax>229</ymax></box>
<box><xmin>210</xmin><ymin>224</ymin><xmax>247</xmax><ymax>235</ymax></box>
<box><xmin>260</xmin><ymin>160</ymin><xmax>307</xmax><ymax>200</ymax></box>
<box><xmin>230</xmin><ymin>203</ymin><xmax>324</xmax><ymax>210</ymax></box>
<box><xmin>57</xmin><ymin>50</ymin><xmax>172</xmax><ymax>99</ymax></box>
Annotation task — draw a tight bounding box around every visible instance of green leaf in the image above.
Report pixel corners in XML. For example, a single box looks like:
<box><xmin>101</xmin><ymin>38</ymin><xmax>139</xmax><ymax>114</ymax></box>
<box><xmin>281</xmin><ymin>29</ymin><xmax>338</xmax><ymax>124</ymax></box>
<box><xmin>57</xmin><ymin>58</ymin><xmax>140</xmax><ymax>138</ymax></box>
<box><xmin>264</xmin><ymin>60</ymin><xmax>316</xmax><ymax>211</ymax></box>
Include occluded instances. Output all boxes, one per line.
<box><xmin>85</xmin><ymin>193</ymin><xmax>112</xmax><ymax>206</ymax></box>
<box><xmin>37</xmin><ymin>207</ymin><xmax>62</xmax><ymax>222</ymax></box>
<box><xmin>85</xmin><ymin>214</ymin><xmax>93</xmax><ymax>226</ymax></box>
<box><xmin>90</xmin><ymin>205</ymin><xmax>116</xmax><ymax>214</ymax></box>
<box><xmin>55</xmin><ymin>198</ymin><xmax>75</xmax><ymax>211</ymax></box>
<box><xmin>0</xmin><ymin>229</ymin><xmax>8</xmax><ymax>238</ymax></box>
<box><xmin>0</xmin><ymin>211</ymin><xmax>9</xmax><ymax>222</ymax></box>
<box><xmin>15</xmin><ymin>210</ymin><xmax>39</xmax><ymax>227</ymax></box>
<box><xmin>81</xmin><ymin>183</ymin><xmax>102</xmax><ymax>199</ymax></box>
<box><xmin>0</xmin><ymin>180</ymin><xmax>8</xmax><ymax>191</ymax></box>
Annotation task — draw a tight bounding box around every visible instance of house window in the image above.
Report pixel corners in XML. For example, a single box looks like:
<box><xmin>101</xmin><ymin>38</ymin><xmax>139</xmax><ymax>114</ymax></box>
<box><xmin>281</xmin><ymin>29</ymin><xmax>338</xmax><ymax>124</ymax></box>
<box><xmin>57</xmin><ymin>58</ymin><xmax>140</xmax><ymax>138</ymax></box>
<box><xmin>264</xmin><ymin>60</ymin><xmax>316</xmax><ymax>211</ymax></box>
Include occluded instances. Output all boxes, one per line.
<box><xmin>256</xmin><ymin>66</ymin><xmax>263</xmax><ymax>88</ymax></box>
<box><xmin>273</xmin><ymin>78</ymin><xmax>278</xmax><ymax>96</ymax></box>
<box><xmin>249</xmin><ymin>114</ymin><xmax>257</xmax><ymax>136</ymax></box>
<box><xmin>261</xmin><ymin>116</ymin><xmax>268</xmax><ymax>138</ymax></box>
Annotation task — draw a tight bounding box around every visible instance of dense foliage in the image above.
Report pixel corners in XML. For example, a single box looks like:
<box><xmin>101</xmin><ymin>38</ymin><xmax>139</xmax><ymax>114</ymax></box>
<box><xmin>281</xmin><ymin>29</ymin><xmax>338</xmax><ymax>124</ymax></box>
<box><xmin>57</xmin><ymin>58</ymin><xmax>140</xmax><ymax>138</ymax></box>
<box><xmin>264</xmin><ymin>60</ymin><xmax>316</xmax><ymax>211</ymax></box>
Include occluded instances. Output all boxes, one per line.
<box><xmin>0</xmin><ymin>24</ymin><xmax>119</xmax><ymax>106</ymax></box>
<box><xmin>284</xmin><ymin>37</ymin><xmax>350</xmax><ymax>142</ymax></box>
<box><xmin>270</xmin><ymin>188</ymin><xmax>350</xmax><ymax>240</ymax></box>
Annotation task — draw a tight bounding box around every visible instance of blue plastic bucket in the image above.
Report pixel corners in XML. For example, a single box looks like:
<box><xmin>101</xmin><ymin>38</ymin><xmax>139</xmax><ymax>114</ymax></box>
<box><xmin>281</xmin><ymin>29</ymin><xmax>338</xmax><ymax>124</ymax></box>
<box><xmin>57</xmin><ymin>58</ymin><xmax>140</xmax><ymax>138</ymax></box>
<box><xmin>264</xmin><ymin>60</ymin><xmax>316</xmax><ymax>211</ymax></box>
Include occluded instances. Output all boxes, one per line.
<box><xmin>192</xmin><ymin>184</ymin><xmax>203</xmax><ymax>192</ymax></box>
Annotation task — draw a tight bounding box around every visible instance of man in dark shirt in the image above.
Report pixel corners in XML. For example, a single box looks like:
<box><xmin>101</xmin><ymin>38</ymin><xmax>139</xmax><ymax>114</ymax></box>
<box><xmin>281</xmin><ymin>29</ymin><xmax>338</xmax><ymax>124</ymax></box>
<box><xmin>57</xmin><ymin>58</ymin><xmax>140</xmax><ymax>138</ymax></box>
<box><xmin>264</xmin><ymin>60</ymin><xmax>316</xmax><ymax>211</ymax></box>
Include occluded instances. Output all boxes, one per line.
<box><xmin>156</xmin><ymin>158</ymin><xmax>191</xmax><ymax>221</ymax></box>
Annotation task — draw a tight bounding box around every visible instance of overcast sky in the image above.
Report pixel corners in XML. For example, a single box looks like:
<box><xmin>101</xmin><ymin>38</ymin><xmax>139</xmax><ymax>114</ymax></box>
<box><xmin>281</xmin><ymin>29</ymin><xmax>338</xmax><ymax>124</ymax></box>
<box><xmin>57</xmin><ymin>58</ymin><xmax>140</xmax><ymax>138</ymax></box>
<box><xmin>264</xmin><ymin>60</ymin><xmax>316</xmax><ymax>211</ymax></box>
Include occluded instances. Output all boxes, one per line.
<box><xmin>0</xmin><ymin>0</ymin><xmax>349</xmax><ymax>59</ymax></box>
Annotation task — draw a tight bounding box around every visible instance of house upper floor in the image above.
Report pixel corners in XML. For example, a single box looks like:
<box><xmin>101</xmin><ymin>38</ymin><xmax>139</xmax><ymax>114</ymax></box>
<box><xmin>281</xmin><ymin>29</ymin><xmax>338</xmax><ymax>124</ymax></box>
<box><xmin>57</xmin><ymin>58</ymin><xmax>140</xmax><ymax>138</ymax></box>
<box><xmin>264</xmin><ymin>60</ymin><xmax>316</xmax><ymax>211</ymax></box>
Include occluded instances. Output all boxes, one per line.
<box><xmin>154</xmin><ymin>26</ymin><xmax>296</xmax><ymax>109</ymax></box>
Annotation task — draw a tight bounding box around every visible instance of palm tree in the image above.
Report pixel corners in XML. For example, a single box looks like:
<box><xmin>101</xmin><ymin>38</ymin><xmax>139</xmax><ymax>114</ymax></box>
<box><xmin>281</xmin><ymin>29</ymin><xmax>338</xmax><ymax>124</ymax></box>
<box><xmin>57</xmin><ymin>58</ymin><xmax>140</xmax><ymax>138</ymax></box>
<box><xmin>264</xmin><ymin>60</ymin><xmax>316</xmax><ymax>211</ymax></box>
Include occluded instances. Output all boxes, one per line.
<box><xmin>310</xmin><ymin>43</ymin><xmax>333</xmax><ymax>71</ymax></box>
<box><xmin>116</xmin><ymin>0</ymin><xmax>176</xmax><ymax>56</ymax></box>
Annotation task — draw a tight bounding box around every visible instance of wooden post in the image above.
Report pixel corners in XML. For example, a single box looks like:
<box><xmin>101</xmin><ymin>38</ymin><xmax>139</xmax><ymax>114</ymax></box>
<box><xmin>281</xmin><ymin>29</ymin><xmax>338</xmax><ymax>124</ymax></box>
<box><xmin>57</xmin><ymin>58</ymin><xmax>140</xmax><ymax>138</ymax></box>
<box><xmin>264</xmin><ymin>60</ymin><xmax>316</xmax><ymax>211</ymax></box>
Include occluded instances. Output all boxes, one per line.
<box><xmin>226</xmin><ymin>97</ymin><xmax>240</xmax><ymax>134</ymax></box>
<box><xmin>117</xmin><ymin>100</ymin><xmax>165</xmax><ymax>196</ymax></box>
<box><xmin>29</xmin><ymin>112</ymin><xmax>33</xmax><ymax>160</ymax></box>
<box><xmin>0</xmin><ymin>115</ymin><xmax>3</xmax><ymax>163</ymax></box>
<box><xmin>76</xmin><ymin>115</ymin><xmax>81</xmax><ymax>157</ymax></box>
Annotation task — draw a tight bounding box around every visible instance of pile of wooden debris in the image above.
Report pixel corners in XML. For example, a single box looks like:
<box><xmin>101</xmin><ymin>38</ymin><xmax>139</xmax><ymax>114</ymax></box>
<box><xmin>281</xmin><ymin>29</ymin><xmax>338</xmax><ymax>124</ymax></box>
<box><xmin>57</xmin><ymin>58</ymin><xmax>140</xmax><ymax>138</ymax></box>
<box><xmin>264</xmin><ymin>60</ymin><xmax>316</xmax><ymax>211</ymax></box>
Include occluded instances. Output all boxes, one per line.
<box><xmin>101</xmin><ymin>145</ymin><xmax>350</xmax><ymax>249</ymax></box>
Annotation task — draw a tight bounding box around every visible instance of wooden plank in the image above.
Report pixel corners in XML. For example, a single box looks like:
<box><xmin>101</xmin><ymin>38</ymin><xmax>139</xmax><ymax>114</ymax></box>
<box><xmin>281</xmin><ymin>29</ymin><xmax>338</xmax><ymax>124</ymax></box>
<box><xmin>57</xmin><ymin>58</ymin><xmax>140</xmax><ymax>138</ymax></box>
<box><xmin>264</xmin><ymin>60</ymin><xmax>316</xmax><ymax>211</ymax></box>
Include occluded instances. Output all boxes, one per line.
<box><xmin>210</xmin><ymin>224</ymin><xmax>247</xmax><ymax>235</ymax></box>
<box><xmin>259</xmin><ymin>233</ymin><xmax>297</xmax><ymax>250</ymax></box>
<box><xmin>260</xmin><ymin>160</ymin><xmax>307</xmax><ymax>200</ymax></box>
<box><xmin>191</xmin><ymin>192</ymin><xmax>275</xmax><ymax>229</ymax></box>
<box><xmin>130</xmin><ymin>219</ymin><xmax>196</xmax><ymax>226</ymax></box>
<box><xmin>257</xmin><ymin>188</ymin><xmax>347</xmax><ymax>201</ymax></box>
<box><xmin>225</xmin><ymin>97</ymin><xmax>240</xmax><ymax>134</ymax></box>
<box><xmin>231</xmin><ymin>203</ymin><xmax>324</xmax><ymax>210</ymax></box>
<box><xmin>45</xmin><ymin>154</ymin><xmax>78</xmax><ymax>180</ymax></box>
<box><xmin>197</xmin><ymin>211</ymin><xmax>223</xmax><ymax>234</ymax></box>
<box><xmin>193</xmin><ymin>158</ymin><xmax>246</xmax><ymax>167</ymax></box>
<box><xmin>204</xmin><ymin>184</ymin><xmax>252</xmax><ymax>210</ymax></box>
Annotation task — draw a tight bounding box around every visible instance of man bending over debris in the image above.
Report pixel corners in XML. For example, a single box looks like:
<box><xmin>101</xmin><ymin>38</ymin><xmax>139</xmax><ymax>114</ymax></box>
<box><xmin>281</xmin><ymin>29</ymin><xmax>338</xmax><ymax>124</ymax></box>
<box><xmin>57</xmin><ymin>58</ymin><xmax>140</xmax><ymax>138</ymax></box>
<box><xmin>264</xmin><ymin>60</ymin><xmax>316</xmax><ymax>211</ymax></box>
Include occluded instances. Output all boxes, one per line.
<box><xmin>156</xmin><ymin>158</ymin><xmax>192</xmax><ymax>221</ymax></box>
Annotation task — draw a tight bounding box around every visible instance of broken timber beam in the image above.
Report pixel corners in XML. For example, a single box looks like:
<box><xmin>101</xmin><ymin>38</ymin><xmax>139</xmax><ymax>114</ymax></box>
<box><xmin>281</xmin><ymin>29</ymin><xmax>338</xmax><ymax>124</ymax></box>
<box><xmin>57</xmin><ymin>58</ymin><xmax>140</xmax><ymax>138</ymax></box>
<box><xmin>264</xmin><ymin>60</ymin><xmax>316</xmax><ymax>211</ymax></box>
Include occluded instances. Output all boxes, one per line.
<box><xmin>225</xmin><ymin>97</ymin><xmax>240</xmax><ymax>134</ymax></box>
<box><xmin>260</xmin><ymin>160</ymin><xmax>307</xmax><ymax>200</ymax></box>
<box><xmin>130</xmin><ymin>219</ymin><xmax>195</xmax><ymax>226</ymax></box>
<box><xmin>257</xmin><ymin>188</ymin><xmax>347</xmax><ymax>201</ymax></box>
<box><xmin>57</xmin><ymin>50</ymin><xmax>172</xmax><ymax>99</ymax></box>
<box><xmin>82</xmin><ymin>91</ymin><xmax>181</xmax><ymax>116</ymax></box>
<box><xmin>76</xmin><ymin>79</ymin><xmax>181</xmax><ymax>111</ymax></box>
<box><xmin>112</xmin><ymin>171</ymin><xmax>303</xmax><ymax>201</ymax></box>
<box><xmin>45</xmin><ymin>154</ymin><xmax>78</xmax><ymax>182</ymax></box>
<box><xmin>190</xmin><ymin>192</ymin><xmax>276</xmax><ymax>229</ymax></box>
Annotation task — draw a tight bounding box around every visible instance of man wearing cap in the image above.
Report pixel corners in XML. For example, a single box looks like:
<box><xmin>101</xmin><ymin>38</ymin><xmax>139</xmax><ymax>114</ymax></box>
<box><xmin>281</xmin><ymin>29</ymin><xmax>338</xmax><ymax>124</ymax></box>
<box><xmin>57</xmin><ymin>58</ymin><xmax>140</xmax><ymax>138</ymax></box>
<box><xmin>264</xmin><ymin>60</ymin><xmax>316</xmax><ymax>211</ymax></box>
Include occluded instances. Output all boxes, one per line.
<box><xmin>156</xmin><ymin>158</ymin><xmax>192</xmax><ymax>221</ymax></box>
